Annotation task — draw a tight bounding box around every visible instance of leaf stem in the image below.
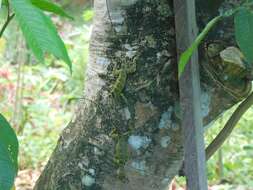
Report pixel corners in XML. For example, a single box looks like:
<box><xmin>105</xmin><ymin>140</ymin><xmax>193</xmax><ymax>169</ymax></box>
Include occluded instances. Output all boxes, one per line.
<box><xmin>0</xmin><ymin>0</ymin><xmax>15</xmax><ymax>38</ymax></box>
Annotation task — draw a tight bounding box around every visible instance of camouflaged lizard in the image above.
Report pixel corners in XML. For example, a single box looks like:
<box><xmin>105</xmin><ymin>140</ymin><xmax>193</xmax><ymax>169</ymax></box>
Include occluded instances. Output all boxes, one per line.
<box><xmin>110</xmin><ymin>128</ymin><xmax>131</xmax><ymax>181</ymax></box>
<box><xmin>110</xmin><ymin>56</ymin><xmax>137</xmax><ymax>102</ymax></box>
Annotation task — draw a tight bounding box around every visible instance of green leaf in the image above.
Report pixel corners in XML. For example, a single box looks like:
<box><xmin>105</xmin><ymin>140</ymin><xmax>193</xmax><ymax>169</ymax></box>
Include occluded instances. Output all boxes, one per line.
<box><xmin>0</xmin><ymin>114</ymin><xmax>18</xmax><ymax>190</ymax></box>
<box><xmin>10</xmin><ymin>0</ymin><xmax>72</xmax><ymax>71</ymax></box>
<box><xmin>83</xmin><ymin>9</ymin><xmax>94</xmax><ymax>22</ymax></box>
<box><xmin>0</xmin><ymin>114</ymin><xmax>19</xmax><ymax>171</ymax></box>
<box><xmin>178</xmin><ymin>15</ymin><xmax>223</xmax><ymax>76</ymax></box>
<box><xmin>30</xmin><ymin>0</ymin><xmax>73</xmax><ymax>19</ymax></box>
<box><xmin>0</xmin><ymin>143</ymin><xmax>16</xmax><ymax>190</ymax></box>
<box><xmin>235</xmin><ymin>8</ymin><xmax>253</xmax><ymax>63</ymax></box>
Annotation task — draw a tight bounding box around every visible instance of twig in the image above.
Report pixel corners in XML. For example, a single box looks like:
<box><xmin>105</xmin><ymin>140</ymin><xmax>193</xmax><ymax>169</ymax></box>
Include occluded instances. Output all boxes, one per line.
<box><xmin>0</xmin><ymin>0</ymin><xmax>15</xmax><ymax>38</ymax></box>
<box><xmin>206</xmin><ymin>91</ymin><xmax>253</xmax><ymax>160</ymax></box>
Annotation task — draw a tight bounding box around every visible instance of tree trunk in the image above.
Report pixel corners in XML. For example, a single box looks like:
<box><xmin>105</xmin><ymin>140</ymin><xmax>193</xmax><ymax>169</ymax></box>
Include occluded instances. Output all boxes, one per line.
<box><xmin>34</xmin><ymin>0</ymin><xmax>251</xmax><ymax>189</ymax></box>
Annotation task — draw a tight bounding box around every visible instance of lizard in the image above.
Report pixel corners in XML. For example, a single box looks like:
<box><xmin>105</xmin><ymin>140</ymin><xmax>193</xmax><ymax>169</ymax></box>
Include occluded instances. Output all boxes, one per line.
<box><xmin>110</xmin><ymin>55</ymin><xmax>137</xmax><ymax>103</ymax></box>
<box><xmin>110</xmin><ymin>128</ymin><xmax>131</xmax><ymax>181</ymax></box>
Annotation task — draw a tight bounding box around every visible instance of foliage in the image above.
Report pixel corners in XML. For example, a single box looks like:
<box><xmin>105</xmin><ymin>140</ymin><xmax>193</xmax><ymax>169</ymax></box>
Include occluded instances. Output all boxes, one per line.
<box><xmin>234</xmin><ymin>7</ymin><xmax>253</xmax><ymax>63</ymax></box>
<box><xmin>206</xmin><ymin>107</ymin><xmax>253</xmax><ymax>186</ymax></box>
<box><xmin>83</xmin><ymin>9</ymin><xmax>94</xmax><ymax>22</ymax></box>
<box><xmin>178</xmin><ymin>15</ymin><xmax>223</xmax><ymax>76</ymax></box>
<box><xmin>10</xmin><ymin>0</ymin><xmax>72</xmax><ymax>71</ymax></box>
<box><xmin>19</xmin><ymin>22</ymin><xmax>90</xmax><ymax>167</ymax></box>
<box><xmin>30</xmin><ymin>0</ymin><xmax>73</xmax><ymax>19</ymax></box>
<box><xmin>0</xmin><ymin>114</ymin><xmax>18</xmax><ymax>190</ymax></box>
<box><xmin>0</xmin><ymin>0</ymin><xmax>74</xmax><ymax>189</ymax></box>
<box><xmin>0</xmin><ymin>3</ymin><xmax>90</xmax><ymax>180</ymax></box>
<box><xmin>179</xmin><ymin>2</ymin><xmax>253</xmax><ymax>76</ymax></box>
<box><xmin>174</xmin><ymin>107</ymin><xmax>253</xmax><ymax>189</ymax></box>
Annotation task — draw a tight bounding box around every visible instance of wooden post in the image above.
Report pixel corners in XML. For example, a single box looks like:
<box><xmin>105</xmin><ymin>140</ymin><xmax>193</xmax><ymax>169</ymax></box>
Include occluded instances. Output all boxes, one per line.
<box><xmin>173</xmin><ymin>1</ymin><xmax>208</xmax><ymax>189</ymax></box>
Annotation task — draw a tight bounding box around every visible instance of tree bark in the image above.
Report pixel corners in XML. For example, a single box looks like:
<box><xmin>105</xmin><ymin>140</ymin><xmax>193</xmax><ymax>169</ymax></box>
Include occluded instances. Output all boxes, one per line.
<box><xmin>34</xmin><ymin>0</ymin><xmax>251</xmax><ymax>189</ymax></box>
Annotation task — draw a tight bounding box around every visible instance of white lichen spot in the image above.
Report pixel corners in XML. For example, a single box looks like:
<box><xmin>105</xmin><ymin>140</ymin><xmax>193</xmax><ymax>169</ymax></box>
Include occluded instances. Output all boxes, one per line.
<box><xmin>126</xmin><ymin>50</ymin><xmax>136</xmax><ymax>58</ymax></box>
<box><xmin>159</xmin><ymin>107</ymin><xmax>173</xmax><ymax>129</ymax></box>
<box><xmin>128</xmin><ymin>135</ymin><xmax>151</xmax><ymax>150</ymax></box>
<box><xmin>109</xmin><ymin>9</ymin><xmax>128</xmax><ymax>33</ymax></box>
<box><xmin>115</xmin><ymin>50</ymin><xmax>122</xmax><ymax>57</ymax></box>
<box><xmin>124</xmin><ymin>44</ymin><xmax>133</xmax><ymax>50</ymax></box>
<box><xmin>110</xmin><ymin>10</ymin><xmax>124</xmax><ymax>24</ymax></box>
<box><xmin>160</xmin><ymin>136</ymin><xmax>171</xmax><ymax>148</ymax></box>
<box><xmin>82</xmin><ymin>175</ymin><xmax>95</xmax><ymax>187</ymax></box>
<box><xmin>201</xmin><ymin>91</ymin><xmax>211</xmax><ymax>118</ymax></box>
<box><xmin>96</xmin><ymin>57</ymin><xmax>110</xmax><ymax>66</ymax></box>
<box><xmin>89</xmin><ymin>168</ymin><xmax>95</xmax><ymax>176</ymax></box>
<box><xmin>131</xmin><ymin>160</ymin><xmax>147</xmax><ymax>175</ymax></box>
<box><xmin>121</xmin><ymin>107</ymin><xmax>131</xmax><ymax>120</ymax></box>
<box><xmin>78</xmin><ymin>162</ymin><xmax>84</xmax><ymax>170</ymax></box>
<box><xmin>156</xmin><ymin>52</ymin><xmax>162</xmax><ymax>59</ymax></box>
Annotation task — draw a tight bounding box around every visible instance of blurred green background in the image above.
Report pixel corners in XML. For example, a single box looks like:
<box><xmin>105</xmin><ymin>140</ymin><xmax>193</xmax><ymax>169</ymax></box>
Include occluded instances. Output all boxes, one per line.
<box><xmin>0</xmin><ymin>1</ymin><xmax>252</xmax><ymax>189</ymax></box>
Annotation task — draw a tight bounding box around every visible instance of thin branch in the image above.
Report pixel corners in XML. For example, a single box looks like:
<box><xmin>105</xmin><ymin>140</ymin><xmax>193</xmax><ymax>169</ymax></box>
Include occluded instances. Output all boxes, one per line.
<box><xmin>206</xmin><ymin>91</ymin><xmax>253</xmax><ymax>160</ymax></box>
<box><xmin>180</xmin><ymin>91</ymin><xmax>253</xmax><ymax>176</ymax></box>
<box><xmin>0</xmin><ymin>0</ymin><xmax>15</xmax><ymax>38</ymax></box>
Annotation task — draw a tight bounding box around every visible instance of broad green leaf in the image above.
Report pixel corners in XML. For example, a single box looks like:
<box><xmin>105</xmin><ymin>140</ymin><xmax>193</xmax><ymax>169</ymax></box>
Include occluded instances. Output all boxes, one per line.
<box><xmin>0</xmin><ymin>143</ymin><xmax>16</xmax><ymax>190</ymax></box>
<box><xmin>178</xmin><ymin>15</ymin><xmax>222</xmax><ymax>76</ymax></box>
<box><xmin>30</xmin><ymin>0</ymin><xmax>73</xmax><ymax>19</ymax></box>
<box><xmin>10</xmin><ymin>0</ymin><xmax>72</xmax><ymax>71</ymax></box>
<box><xmin>0</xmin><ymin>114</ymin><xmax>18</xmax><ymax>171</ymax></box>
<box><xmin>235</xmin><ymin>8</ymin><xmax>253</xmax><ymax>63</ymax></box>
<box><xmin>0</xmin><ymin>114</ymin><xmax>18</xmax><ymax>190</ymax></box>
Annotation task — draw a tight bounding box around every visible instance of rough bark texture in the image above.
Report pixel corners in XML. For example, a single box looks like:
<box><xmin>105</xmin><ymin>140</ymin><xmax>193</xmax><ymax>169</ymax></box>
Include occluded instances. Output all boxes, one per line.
<box><xmin>34</xmin><ymin>0</ymin><xmax>251</xmax><ymax>190</ymax></box>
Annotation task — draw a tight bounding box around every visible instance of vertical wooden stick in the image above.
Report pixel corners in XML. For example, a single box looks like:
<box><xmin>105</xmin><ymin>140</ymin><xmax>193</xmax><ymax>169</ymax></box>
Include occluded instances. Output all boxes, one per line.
<box><xmin>173</xmin><ymin>1</ymin><xmax>208</xmax><ymax>189</ymax></box>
